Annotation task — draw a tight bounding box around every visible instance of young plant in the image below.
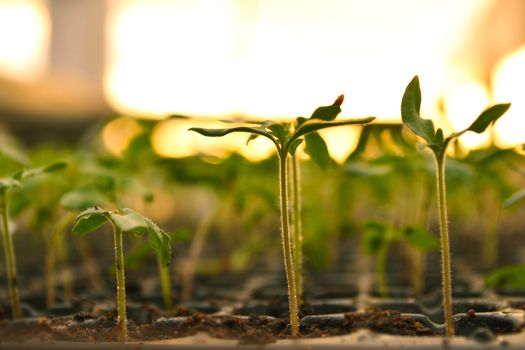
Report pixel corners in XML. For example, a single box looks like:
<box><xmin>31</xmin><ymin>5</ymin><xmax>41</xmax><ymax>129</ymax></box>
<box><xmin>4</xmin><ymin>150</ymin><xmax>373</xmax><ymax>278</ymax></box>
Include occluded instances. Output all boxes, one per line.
<box><xmin>401</xmin><ymin>75</ymin><xmax>510</xmax><ymax>337</ymax></box>
<box><xmin>361</xmin><ymin>221</ymin><xmax>438</xmax><ymax>298</ymax></box>
<box><xmin>72</xmin><ymin>207</ymin><xmax>171</xmax><ymax>342</ymax></box>
<box><xmin>0</xmin><ymin>162</ymin><xmax>66</xmax><ymax>318</ymax></box>
<box><xmin>190</xmin><ymin>96</ymin><xmax>375</xmax><ymax>336</ymax></box>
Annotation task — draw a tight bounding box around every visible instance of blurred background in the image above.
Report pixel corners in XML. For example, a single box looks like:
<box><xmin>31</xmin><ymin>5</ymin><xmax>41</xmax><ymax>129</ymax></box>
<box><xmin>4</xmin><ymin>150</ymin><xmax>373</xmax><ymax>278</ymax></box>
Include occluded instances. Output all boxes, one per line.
<box><xmin>0</xmin><ymin>0</ymin><xmax>524</xmax><ymax>158</ymax></box>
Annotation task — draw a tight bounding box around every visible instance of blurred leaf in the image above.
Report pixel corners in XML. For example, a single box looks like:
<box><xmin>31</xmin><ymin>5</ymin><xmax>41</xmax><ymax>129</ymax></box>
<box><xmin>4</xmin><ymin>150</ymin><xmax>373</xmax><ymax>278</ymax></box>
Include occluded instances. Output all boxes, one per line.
<box><xmin>14</xmin><ymin>162</ymin><xmax>67</xmax><ymax>181</ymax></box>
<box><xmin>0</xmin><ymin>177</ymin><xmax>21</xmax><ymax>193</ymax></box>
<box><xmin>304</xmin><ymin>132</ymin><xmax>333</xmax><ymax>169</ymax></box>
<box><xmin>503</xmin><ymin>189</ymin><xmax>525</xmax><ymax>209</ymax></box>
<box><xmin>60</xmin><ymin>187</ymin><xmax>108</xmax><ymax>211</ymax></box>
<box><xmin>486</xmin><ymin>265</ymin><xmax>525</xmax><ymax>289</ymax></box>
<box><xmin>361</xmin><ymin>221</ymin><xmax>389</xmax><ymax>255</ymax></box>
<box><xmin>401</xmin><ymin>226</ymin><xmax>438</xmax><ymax>251</ymax></box>
<box><xmin>401</xmin><ymin>75</ymin><xmax>436</xmax><ymax>144</ymax></box>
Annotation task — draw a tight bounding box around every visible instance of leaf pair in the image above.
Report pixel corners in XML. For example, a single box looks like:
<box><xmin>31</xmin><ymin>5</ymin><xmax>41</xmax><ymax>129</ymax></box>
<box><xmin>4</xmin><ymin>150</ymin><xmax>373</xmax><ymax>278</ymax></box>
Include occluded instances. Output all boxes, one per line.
<box><xmin>401</xmin><ymin>76</ymin><xmax>510</xmax><ymax>155</ymax></box>
<box><xmin>189</xmin><ymin>96</ymin><xmax>375</xmax><ymax>160</ymax></box>
<box><xmin>0</xmin><ymin>162</ymin><xmax>67</xmax><ymax>194</ymax></box>
<box><xmin>72</xmin><ymin>207</ymin><xmax>171</xmax><ymax>267</ymax></box>
<box><xmin>361</xmin><ymin>220</ymin><xmax>438</xmax><ymax>255</ymax></box>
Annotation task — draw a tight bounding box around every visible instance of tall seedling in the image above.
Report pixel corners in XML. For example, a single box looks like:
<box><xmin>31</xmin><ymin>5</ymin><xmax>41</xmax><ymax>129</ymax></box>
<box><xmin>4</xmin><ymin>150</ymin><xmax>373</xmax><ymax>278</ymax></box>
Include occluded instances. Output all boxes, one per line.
<box><xmin>401</xmin><ymin>75</ymin><xmax>510</xmax><ymax>337</ymax></box>
<box><xmin>0</xmin><ymin>162</ymin><xmax>66</xmax><ymax>318</ymax></box>
<box><xmin>190</xmin><ymin>97</ymin><xmax>374</xmax><ymax>336</ymax></box>
<box><xmin>72</xmin><ymin>207</ymin><xmax>171</xmax><ymax>342</ymax></box>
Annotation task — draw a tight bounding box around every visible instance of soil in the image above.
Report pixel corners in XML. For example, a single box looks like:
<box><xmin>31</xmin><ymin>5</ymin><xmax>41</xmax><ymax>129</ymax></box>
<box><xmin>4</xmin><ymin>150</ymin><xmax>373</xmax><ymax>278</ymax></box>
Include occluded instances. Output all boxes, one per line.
<box><xmin>0</xmin><ymin>308</ymin><xmax>438</xmax><ymax>345</ymax></box>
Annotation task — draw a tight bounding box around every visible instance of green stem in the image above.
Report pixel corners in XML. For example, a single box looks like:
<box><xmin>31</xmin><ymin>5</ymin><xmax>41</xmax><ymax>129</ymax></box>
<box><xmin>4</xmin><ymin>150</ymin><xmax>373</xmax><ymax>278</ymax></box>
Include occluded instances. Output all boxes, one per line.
<box><xmin>45</xmin><ymin>241</ymin><xmax>57</xmax><ymax>307</ymax></box>
<box><xmin>434</xmin><ymin>152</ymin><xmax>454</xmax><ymax>337</ymax></box>
<box><xmin>483</xmin><ymin>202</ymin><xmax>501</xmax><ymax>270</ymax></box>
<box><xmin>0</xmin><ymin>192</ymin><xmax>21</xmax><ymax>319</ymax></box>
<box><xmin>157</xmin><ymin>256</ymin><xmax>172</xmax><ymax>310</ymax></box>
<box><xmin>278</xmin><ymin>151</ymin><xmax>299</xmax><ymax>336</ymax></box>
<box><xmin>377</xmin><ymin>244</ymin><xmax>388</xmax><ymax>298</ymax></box>
<box><xmin>112</xmin><ymin>224</ymin><xmax>127</xmax><ymax>342</ymax></box>
<box><xmin>290</xmin><ymin>156</ymin><xmax>303</xmax><ymax>306</ymax></box>
<box><xmin>181</xmin><ymin>209</ymin><xmax>215</xmax><ymax>302</ymax></box>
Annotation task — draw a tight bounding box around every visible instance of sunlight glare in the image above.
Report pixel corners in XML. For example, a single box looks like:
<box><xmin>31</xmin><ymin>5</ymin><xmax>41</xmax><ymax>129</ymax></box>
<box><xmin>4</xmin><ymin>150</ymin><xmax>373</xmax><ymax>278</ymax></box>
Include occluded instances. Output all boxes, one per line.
<box><xmin>0</xmin><ymin>0</ymin><xmax>49</xmax><ymax>81</ymax></box>
<box><xmin>444</xmin><ymin>80</ymin><xmax>491</xmax><ymax>150</ymax></box>
<box><xmin>492</xmin><ymin>45</ymin><xmax>525</xmax><ymax>148</ymax></box>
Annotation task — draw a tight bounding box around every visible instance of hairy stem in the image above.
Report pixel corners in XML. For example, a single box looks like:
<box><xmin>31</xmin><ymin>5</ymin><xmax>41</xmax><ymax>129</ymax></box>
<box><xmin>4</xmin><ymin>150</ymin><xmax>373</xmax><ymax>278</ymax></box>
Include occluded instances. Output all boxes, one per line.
<box><xmin>0</xmin><ymin>192</ymin><xmax>21</xmax><ymax>319</ymax></box>
<box><xmin>158</xmin><ymin>257</ymin><xmax>172</xmax><ymax>310</ymax></box>
<box><xmin>279</xmin><ymin>151</ymin><xmax>299</xmax><ymax>336</ymax></box>
<box><xmin>113</xmin><ymin>224</ymin><xmax>127</xmax><ymax>342</ymax></box>
<box><xmin>290</xmin><ymin>156</ymin><xmax>303</xmax><ymax>306</ymax></box>
<box><xmin>434</xmin><ymin>152</ymin><xmax>454</xmax><ymax>337</ymax></box>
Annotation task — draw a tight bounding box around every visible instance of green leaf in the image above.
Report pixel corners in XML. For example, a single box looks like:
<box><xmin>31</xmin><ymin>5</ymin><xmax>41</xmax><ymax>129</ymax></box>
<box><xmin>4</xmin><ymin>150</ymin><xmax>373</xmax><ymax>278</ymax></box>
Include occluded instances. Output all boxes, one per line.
<box><xmin>289</xmin><ymin>117</ymin><xmax>375</xmax><ymax>148</ymax></box>
<box><xmin>304</xmin><ymin>132</ymin><xmax>333</xmax><ymax>169</ymax></box>
<box><xmin>503</xmin><ymin>188</ymin><xmax>525</xmax><ymax>209</ymax></box>
<box><xmin>361</xmin><ymin>221</ymin><xmax>389</xmax><ymax>255</ymax></box>
<box><xmin>309</xmin><ymin>95</ymin><xmax>344</xmax><ymax>121</ymax></box>
<box><xmin>401</xmin><ymin>76</ymin><xmax>436</xmax><ymax>144</ymax></box>
<box><xmin>287</xmin><ymin>139</ymin><xmax>303</xmax><ymax>156</ymax></box>
<box><xmin>60</xmin><ymin>188</ymin><xmax>108</xmax><ymax>211</ymax></box>
<box><xmin>467</xmin><ymin>103</ymin><xmax>511</xmax><ymax>134</ymax></box>
<box><xmin>110</xmin><ymin>209</ymin><xmax>148</xmax><ymax>234</ymax></box>
<box><xmin>0</xmin><ymin>177</ymin><xmax>21</xmax><ymax>193</ymax></box>
<box><xmin>266</xmin><ymin>122</ymin><xmax>288</xmax><ymax>142</ymax></box>
<box><xmin>401</xmin><ymin>226</ymin><xmax>438</xmax><ymax>251</ymax></box>
<box><xmin>189</xmin><ymin>125</ymin><xmax>276</xmax><ymax>144</ymax></box>
<box><xmin>14</xmin><ymin>161</ymin><xmax>67</xmax><ymax>180</ymax></box>
<box><xmin>486</xmin><ymin>265</ymin><xmax>525</xmax><ymax>289</ymax></box>
<box><xmin>145</xmin><ymin>217</ymin><xmax>171</xmax><ymax>267</ymax></box>
<box><xmin>72</xmin><ymin>207</ymin><xmax>109</xmax><ymax>234</ymax></box>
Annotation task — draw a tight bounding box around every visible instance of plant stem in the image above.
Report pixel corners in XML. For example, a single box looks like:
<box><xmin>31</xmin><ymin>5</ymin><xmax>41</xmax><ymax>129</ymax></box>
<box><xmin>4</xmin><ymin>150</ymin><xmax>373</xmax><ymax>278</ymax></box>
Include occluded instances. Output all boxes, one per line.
<box><xmin>0</xmin><ymin>192</ymin><xmax>22</xmax><ymax>319</ymax></box>
<box><xmin>157</xmin><ymin>256</ymin><xmax>172</xmax><ymax>310</ymax></box>
<box><xmin>181</xmin><ymin>208</ymin><xmax>215</xmax><ymax>302</ymax></box>
<box><xmin>434</xmin><ymin>152</ymin><xmax>454</xmax><ymax>337</ymax></box>
<box><xmin>278</xmin><ymin>151</ymin><xmax>299</xmax><ymax>336</ymax></box>
<box><xmin>377</xmin><ymin>243</ymin><xmax>388</xmax><ymax>298</ymax></box>
<box><xmin>290</xmin><ymin>156</ymin><xmax>303</xmax><ymax>306</ymax></box>
<box><xmin>112</xmin><ymin>224</ymin><xmax>127</xmax><ymax>342</ymax></box>
<box><xmin>45</xmin><ymin>241</ymin><xmax>57</xmax><ymax>307</ymax></box>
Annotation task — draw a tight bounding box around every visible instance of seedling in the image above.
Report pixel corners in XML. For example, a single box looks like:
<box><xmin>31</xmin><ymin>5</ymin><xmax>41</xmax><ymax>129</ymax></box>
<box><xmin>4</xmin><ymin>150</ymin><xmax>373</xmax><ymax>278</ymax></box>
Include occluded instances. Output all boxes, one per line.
<box><xmin>401</xmin><ymin>75</ymin><xmax>510</xmax><ymax>337</ymax></box>
<box><xmin>0</xmin><ymin>162</ymin><xmax>66</xmax><ymax>318</ymax></box>
<box><xmin>72</xmin><ymin>207</ymin><xmax>171</xmax><ymax>342</ymax></box>
<box><xmin>190</xmin><ymin>96</ymin><xmax>375</xmax><ymax>336</ymax></box>
<box><xmin>361</xmin><ymin>221</ymin><xmax>438</xmax><ymax>298</ymax></box>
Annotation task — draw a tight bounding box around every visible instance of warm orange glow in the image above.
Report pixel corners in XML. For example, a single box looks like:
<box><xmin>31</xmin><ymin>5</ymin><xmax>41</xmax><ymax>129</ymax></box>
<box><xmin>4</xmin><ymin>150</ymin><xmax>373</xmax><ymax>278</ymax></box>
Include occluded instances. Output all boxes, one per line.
<box><xmin>0</xmin><ymin>0</ymin><xmax>49</xmax><ymax>81</ymax></box>
<box><xmin>102</xmin><ymin>117</ymin><xmax>143</xmax><ymax>156</ymax></box>
<box><xmin>105</xmin><ymin>0</ymin><xmax>487</xmax><ymax>121</ymax></box>
<box><xmin>492</xmin><ymin>45</ymin><xmax>525</xmax><ymax>148</ymax></box>
<box><xmin>103</xmin><ymin>0</ymin><xmax>515</xmax><ymax>158</ymax></box>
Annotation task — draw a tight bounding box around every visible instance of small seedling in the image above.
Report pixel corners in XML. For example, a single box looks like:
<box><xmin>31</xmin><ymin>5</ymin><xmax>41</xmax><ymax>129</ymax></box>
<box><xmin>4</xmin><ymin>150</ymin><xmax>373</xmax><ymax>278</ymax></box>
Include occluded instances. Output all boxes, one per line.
<box><xmin>361</xmin><ymin>221</ymin><xmax>438</xmax><ymax>298</ymax></box>
<box><xmin>401</xmin><ymin>75</ymin><xmax>510</xmax><ymax>337</ymax></box>
<box><xmin>190</xmin><ymin>96</ymin><xmax>375</xmax><ymax>336</ymax></box>
<box><xmin>0</xmin><ymin>162</ymin><xmax>66</xmax><ymax>318</ymax></box>
<box><xmin>72</xmin><ymin>207</ymin><xmax>171</xmax><ymax>342</ymax></box>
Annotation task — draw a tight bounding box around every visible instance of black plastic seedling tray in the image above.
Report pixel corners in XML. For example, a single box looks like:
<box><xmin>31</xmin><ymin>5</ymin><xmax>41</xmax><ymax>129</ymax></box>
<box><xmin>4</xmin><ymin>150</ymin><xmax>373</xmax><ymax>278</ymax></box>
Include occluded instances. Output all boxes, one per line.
<box><xmin>1</xmin><ymin>266</ymin><xmax>525</xmax><ymax>349</ymax></box>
